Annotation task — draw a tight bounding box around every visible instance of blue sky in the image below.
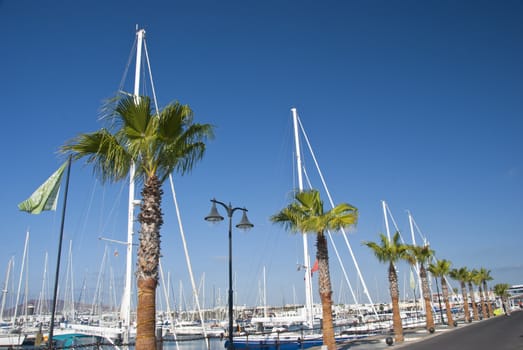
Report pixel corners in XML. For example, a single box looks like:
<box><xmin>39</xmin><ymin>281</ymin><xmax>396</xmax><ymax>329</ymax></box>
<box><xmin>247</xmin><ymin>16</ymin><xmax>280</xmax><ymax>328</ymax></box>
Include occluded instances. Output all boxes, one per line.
<box><xmin>1</xmin><ymin>0</ymin><xmax>521</xmax><ymax>310</ymax></box>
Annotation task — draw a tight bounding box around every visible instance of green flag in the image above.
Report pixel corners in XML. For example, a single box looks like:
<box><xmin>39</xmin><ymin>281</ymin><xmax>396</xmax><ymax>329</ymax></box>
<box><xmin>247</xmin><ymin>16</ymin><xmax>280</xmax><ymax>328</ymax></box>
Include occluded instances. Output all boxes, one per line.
<box><xmin>18</xmin><ymin>161</ymin><xmax>68</xmax><ymax>214</ymax></box>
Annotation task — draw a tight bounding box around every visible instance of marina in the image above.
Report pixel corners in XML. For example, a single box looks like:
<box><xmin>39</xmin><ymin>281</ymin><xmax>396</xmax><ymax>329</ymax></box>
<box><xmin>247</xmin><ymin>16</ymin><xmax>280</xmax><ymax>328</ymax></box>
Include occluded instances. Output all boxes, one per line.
<box><xmin>2</xmin><ymin>2</ymin><xmax>521</xmax><ymax>349</ymax></box>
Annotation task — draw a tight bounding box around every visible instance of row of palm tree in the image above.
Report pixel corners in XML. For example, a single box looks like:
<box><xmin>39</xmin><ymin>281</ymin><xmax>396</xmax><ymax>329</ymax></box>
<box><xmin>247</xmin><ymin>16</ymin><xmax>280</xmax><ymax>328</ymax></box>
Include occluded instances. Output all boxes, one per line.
<box><xmin>270</xmin><ymin>191</ymin><xmax>503</xmax><ymax>349</ymax></box>
<box><xmin>364</xmin><ymin>231</ymin><xmax>498</xmax><ymax>343</ymax></box>
<box><xmin>59</xmin><ymin>94</ymin><xmax>507</xmax><ymax>350</ymax></box>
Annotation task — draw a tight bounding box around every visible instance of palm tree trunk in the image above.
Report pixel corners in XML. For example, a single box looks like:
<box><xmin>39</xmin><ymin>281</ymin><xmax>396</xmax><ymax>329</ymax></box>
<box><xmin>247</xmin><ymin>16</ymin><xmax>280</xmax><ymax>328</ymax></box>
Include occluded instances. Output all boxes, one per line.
<box><xmin>389</xmin><ymin>262</ymin><xmax>404</xmax><ymax>343</ymax></box>
<box><xmin>478</xmin><ymin>285</ymin><xmax>485</xmax><ymax>319</ymax></box>
<box><xmin>136</xmin><ymin>175</ymin><xmax>163</xmax><ymax>350</ymax></box>
<box><xmin>483</xmin><ymin>282</ymin><xmax>492</xmax><ymax>318</ymax></box>
<box><xmin>441</xmin><ymin>279</ymin><xmax>454</xmax><ymax>327</ymax></box>
<box><xmin>136</xmin><ymin>278</ymin><xmax>157</xmax><ymax>349</ymax></box>
<box><xmin>461</xmin><ymin>282</ymin><xmax>470</xmax><ymax>322</ymax></box>
<box><xmin>420</xmin><ymin>266</ymin><xmax>434</xmax><ymax>331</ymax></box>
<box><xmin>468</xmin><ymin>282</ymin><xmax>479</xmax><ymax>321</ymax></box>
<box><xmin>316</xmin><ymin>234</ymin><xmax>336</xmax><ymax>350</ymax></box>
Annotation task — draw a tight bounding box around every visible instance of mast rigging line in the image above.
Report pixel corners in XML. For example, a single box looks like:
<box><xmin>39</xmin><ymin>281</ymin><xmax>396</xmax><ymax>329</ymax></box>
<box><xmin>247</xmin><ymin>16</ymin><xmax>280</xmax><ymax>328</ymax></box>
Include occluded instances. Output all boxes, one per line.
<box><xmin>384</xmin><ymin>203</ymin><xmax>407</xmax><ymax>244</ymax></box>
<box><xmin>295</xmin><ymin>113</ymin><xmax>378</xmax><ymax>317</ymax></box>
<box><xmin>168</xmin><ymin>174</ymin><xmax>209</xmax><ymax>343</ymax></box>
<box><xmin>117</xmin><ymin>33</ymin><xmax>160</xmax><ymax>115</ymax></box>
<box><xmin>302</xmin><ymin>165</ymin><xmax>360</xmax><ymax>312</ymax></box>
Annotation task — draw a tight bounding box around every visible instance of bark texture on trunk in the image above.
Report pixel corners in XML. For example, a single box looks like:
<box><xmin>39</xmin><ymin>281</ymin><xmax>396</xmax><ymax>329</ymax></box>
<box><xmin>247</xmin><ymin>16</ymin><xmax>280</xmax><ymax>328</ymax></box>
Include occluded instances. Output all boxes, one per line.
<box><xmin>483</xmin><ymin>282</ymin><xmax>492</xmax><ymax>318</ymax></box>
<box><xmin>135</xmin><ymin>175</ymin><xmax>163</xmax><ymax>350</ymax></box>
<box><xmin>136</xmin><ymin>278</ymin><xmax>157</xmax><ymax>350</ymax></box>
<box><xmin>320</xmin><ymin>292</ymin><xmax>336</xmax><ymax>350</ymax></box>
<box><xmin>420</xmin><ymin>266</ymin><xmax>434</xmax><ymax>331</ymax></box>
<box><xmin>461</xmin><ymin>282</ymin><xmax>471</xmax><ymax>322</ymax></box>
<box><xmin>441</xmin><ymin>278</ymin><xmax>454</xmax><ymax>327</ymax></box>
<box><xmin>316</xmin><ymin>234</ymin><xmax>336</xmax><ymax>350</ymax></box>
<box><xmin>478</xmin><ymin>285</ymin><xmax>486</xmax><ymax>319</ymax></box>
<box><xmin>469</xmin><ymin>282</ymin><xmax>479</xmax><ymax>321</ymax></box>
<box><xmin>389</xmin><ymin>262</ymin><xmax>404</xmax><ymax>343</ymax></box>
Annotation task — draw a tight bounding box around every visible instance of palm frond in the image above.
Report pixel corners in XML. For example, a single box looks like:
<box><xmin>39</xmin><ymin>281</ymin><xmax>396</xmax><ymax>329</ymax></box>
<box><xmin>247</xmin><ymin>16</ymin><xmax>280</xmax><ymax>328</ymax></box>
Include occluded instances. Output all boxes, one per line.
<box><xmin>61</xmin><ymin>129</ymin><xmax>131</xmax><ymax>183</ymax></box>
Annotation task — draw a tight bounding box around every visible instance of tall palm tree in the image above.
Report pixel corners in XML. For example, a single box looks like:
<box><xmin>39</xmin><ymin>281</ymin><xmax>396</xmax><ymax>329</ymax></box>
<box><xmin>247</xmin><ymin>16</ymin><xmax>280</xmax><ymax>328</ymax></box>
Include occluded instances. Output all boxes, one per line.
<box><xmin>428</xmin><ymin>259</ymin><xmax>455</xmax><ymax>327</ymax></box>
<box><xmin>363</xmin><ymin>232</ymin><xmax>408</xmax><ymax>343</ymax></box>
<box><xmin>478</xmin><ymin>268</ymin><xmax>493</xmax><ymax>318</ymax></box>
<box><xmin>465</xmin><ymin>269</ymin><xmax>479</xmax><ymax>321</ymax></box>
<box><xmin>449</xmin><ymin>267</ymin><xmax>471</xmax><ymax>322</ymax></box>
<box><xmin>271</xmin><ymin>189</ymin><xmax>358</xmax><ymax>350</ymax></box>
<box><xmin>471</xmin><ymin>269</ymin><xmax>486</xmax><ymax>319</ymax></box>
<box><xmin>404</xmin><ymin>245</ymin><xmax>435</xmax><ymax>332</ymax></box>
<box><xmin>493</xmin><ymin>283</ymin><xmax>511</xmax><ymax>315</ymax></box>
<box><xmin>61</xmin><ymin>95</ymin><xmax>213</xmax><ymax>350</ymax></box>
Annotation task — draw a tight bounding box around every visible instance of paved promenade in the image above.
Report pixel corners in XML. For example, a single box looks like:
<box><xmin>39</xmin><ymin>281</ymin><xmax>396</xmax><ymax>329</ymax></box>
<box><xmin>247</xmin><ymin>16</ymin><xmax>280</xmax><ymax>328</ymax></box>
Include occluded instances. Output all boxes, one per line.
<box><xmin>338</xmin><ymin>309</ymin><xmax>522</xmax><ymax>350</ymax></box>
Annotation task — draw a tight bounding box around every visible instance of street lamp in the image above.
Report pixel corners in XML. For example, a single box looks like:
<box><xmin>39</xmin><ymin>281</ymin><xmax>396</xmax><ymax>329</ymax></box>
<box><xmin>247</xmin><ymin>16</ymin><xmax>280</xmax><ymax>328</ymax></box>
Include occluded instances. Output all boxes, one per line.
<box><xmin>205</xmin><ymin>198</ymin><xmax>253</xmax><ymax>350</ymax></box>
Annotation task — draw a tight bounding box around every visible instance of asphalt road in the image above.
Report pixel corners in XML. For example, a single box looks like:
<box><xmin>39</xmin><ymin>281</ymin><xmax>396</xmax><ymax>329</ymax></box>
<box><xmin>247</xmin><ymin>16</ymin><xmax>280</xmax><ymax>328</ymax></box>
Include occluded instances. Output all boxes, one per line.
<box><xmin>396</xmin><ymin>310</ymin><xmax>523</xmax><ymax>350</ymax></box>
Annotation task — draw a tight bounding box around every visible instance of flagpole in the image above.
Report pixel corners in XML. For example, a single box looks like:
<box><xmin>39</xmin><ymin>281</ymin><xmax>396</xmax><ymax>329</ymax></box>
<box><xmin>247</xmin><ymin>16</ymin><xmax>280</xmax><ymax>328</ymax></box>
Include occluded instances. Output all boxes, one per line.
<box><xmin>48</xmin><ymin>155</ymin><xmax>72</xmax><ymax>349</ymax></box>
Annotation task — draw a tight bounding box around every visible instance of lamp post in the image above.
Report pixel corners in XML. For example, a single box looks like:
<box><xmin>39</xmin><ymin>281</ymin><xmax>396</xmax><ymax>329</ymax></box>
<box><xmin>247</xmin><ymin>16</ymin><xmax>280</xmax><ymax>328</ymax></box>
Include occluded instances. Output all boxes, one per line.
<box><xmin>435</xmin><ymin>278</ymin><xmax>445</xmax><ymax>324</ymax></box>
<box><xmin>205</xmin><ymin>198</ymin><xmax>253</xmax><ymax>350</ymax></box>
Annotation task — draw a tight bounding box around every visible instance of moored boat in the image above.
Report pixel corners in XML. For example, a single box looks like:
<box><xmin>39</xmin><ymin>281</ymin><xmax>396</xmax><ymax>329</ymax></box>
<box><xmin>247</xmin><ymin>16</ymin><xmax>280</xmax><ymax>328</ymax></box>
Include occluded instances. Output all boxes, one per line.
<box><xmin>0</xmin><ymin>332</ymin><xmax>26</xmax><ymax>347</ymax></box>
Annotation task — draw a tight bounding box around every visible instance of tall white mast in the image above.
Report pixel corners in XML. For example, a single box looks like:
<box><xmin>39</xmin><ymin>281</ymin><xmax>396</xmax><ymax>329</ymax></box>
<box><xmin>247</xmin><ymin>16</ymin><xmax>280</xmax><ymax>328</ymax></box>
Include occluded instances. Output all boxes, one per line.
<box><xmin>408</xmin><ymin>210</ymin><xmax>423</xmax><ymax>310</ymax></box>
<box><xmin>0</xmin><ymin>257</ymin><xmax>14</xmax><ymax>322</ymax></box>
<box><xmin>120</xmin><ymin>27</ymin><xmax>145</xmax><ymax>343</ymax></box>
<box><xmin>13</xmin><ymin>231</ymin><xmax>29</xmax><ymax>327</ymax></box>
<box><xmin>263</xmin><ymin>266</ymin><xmax>267</xmax><ymax>318</ymax></box>
<box><xmin>36</xmin><ymin>253</ymin><xmax>48</xmax><ymax>317</ymax></box>
<box><xmin>291</xmin><ymin>107</ymin><xmax>314</xmax><ymax>328</ymax></box>
<box><xmin>382</xmin><ymin>200</ymin><xmax>391</xmax><ymax>241</ymax></box>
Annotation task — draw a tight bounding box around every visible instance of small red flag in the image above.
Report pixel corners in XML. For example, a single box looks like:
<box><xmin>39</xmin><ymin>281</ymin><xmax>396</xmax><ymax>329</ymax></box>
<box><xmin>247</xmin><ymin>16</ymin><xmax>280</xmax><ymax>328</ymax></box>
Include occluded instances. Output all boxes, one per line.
<box><xmin>311</xmin><ymin>260</ymin><xmax>319</xmax><ymax>275</ymax></box>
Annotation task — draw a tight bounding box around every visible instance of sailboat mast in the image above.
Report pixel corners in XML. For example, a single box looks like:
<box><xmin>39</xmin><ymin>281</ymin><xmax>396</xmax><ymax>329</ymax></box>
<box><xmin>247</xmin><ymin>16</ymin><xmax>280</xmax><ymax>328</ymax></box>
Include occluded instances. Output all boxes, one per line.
<box><xmin>0</xmin><ymin>257</ymin><xmax>13</xmax><ymax>322</ymax></box>
<box><xmin>263</xmin><ymin>266</ymin><xmax>267</xmax><ymax>318</ymax></box>
<box><xmin>408</xmin><ymin>211</ymin><xmax>423</xmax><ymax>310</ymax></box>
<box><xmin>382</xmin><ymin>200</ymin><xmax>391</xmax><ymax>241</ymax></box>
<box><xmin>12</xmin><ymin>231</ymin><xmax>29</xmax><ymax>327</ymax></box>
<box><xmin>291</xmin><ymin>107</ymin><xmax>314</xmax><ymax>328</ymax></box>
<box><xmin>121</xmin><ymin>28</ymin><xmax>145</xmax><ymax>340</ymax></box>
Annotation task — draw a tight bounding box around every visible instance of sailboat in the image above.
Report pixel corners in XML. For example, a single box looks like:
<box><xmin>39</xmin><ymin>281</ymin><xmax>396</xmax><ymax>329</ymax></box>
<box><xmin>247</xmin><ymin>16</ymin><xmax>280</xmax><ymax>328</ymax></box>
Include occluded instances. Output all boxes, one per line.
<box><xmin>0</xmin><ymin>256</ymin><xmax>25</xmax><ymax>347</ymax></box>
<box><xmin>0</xmin><ymin>233</ymin><xmax>29</xmax><ymax>347</ymax></box>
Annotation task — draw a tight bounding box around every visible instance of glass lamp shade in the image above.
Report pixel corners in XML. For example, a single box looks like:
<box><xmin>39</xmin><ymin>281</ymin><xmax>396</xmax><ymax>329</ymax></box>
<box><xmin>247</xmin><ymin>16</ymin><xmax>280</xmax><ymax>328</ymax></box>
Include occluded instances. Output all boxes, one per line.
<box><xmin>205</xmin><ymin>202</ymin><xmax>224</xmax><ymax>222</ymax></box>
<box><xmin>236</xmin><ymin>210</ymin><xmax>254</xmax><ymax>230</ymax></box>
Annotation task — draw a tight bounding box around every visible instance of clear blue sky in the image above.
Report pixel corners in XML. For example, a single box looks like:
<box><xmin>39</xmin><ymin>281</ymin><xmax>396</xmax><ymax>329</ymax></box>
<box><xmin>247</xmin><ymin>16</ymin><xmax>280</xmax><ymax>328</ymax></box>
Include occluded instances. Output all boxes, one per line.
<box><xmin>1</xmin><ymin>0</ymin><xmax>521</xmax><ymax>310</ymax></box>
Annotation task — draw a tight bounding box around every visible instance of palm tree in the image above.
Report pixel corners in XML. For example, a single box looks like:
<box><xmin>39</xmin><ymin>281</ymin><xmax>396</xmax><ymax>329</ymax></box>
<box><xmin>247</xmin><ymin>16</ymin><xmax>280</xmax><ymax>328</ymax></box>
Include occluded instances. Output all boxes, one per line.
<box><xmin>61</xmin><ymin>95</ymin><xmax>213</xmax><ymax>350</ymax></box>
<box><xmin>493</xmin><ymin>283</ymin><xmax>511</xmax><ymax>315</ymax></box>
<box><xmin>271</xmin><ymin>189</ymin><xmax>358</xmax><ymax>350</ymax></box>
<box><xmin>449</xmin><ymin>267</ymin><xmax>471</xmax><ymax>323</ymax></box>
<box><xmin>404</xmin><ymin>244</ymin><xmax>435</xmax><ymax>332</ymax></box>
<box><xmin>465</xmin><ymin>269</ymin><xmax>479</xmax><ymax>321</ymax></box>
<box><xmin>363</xmin><ymin>232</ymin><xmax>408</xmax><ymax>343</ymax></box>
<box><xmin>478</xmin><ymin>268</ymin><xmax>493</xmax><ymax>318</ymax></box>
<box><xmin>428</xmin><ymin>259</ymin><xmax>455</xmax><ymax>327</ymax></box>
<box><xmin>471</xmin><ymin>269</ymin><xmax>486</xmax><ymax>319</ymax></box>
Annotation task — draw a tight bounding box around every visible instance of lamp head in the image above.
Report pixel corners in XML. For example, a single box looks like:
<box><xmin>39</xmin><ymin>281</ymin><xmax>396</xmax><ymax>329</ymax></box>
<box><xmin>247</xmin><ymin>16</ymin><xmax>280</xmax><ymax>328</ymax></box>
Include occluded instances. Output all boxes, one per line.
<box><xmin>205</xmin><ymin>201</ymin><xmax>224</xmax><ymax>222</ymax></box>
<box><xmin>236</xmin><ymin>210</ymin><xmax>254</xmax><ymax>230</ymax></box>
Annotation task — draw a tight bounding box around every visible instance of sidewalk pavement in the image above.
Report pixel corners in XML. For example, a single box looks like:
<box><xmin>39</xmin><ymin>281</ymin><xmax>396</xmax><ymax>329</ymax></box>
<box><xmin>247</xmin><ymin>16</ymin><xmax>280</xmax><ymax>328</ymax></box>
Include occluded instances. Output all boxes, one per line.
<box><xmin>337</xmin><ymin>319</ymin><xmax>476</xmax><ymax>349</ymax></box>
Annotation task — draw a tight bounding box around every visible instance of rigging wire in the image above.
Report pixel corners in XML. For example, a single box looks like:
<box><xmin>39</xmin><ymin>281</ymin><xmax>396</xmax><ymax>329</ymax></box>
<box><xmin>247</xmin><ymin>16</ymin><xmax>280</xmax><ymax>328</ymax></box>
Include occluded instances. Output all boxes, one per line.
<box><xmin>302</xmin><ymin>163</ymin><xmax>360</xmax><ymax>310</ymax></box>
<box><xmin>296</xmin><ymin>114</ymin><xmax>379</xmax><ymax>318</ymax></box>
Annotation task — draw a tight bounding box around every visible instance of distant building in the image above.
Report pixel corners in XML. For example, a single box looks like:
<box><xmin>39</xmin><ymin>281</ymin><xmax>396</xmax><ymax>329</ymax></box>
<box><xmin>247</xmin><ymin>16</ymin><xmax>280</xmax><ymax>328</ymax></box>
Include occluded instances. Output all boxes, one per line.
<box><xmin>508</xmin><ymin>285</ymin><xmax>523</xmax><ymax>306</ymax></box>
<box><xmin>507</xmin><ymin>284</ymin><xmax>523</xmax><ymax>297</ymax></box>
